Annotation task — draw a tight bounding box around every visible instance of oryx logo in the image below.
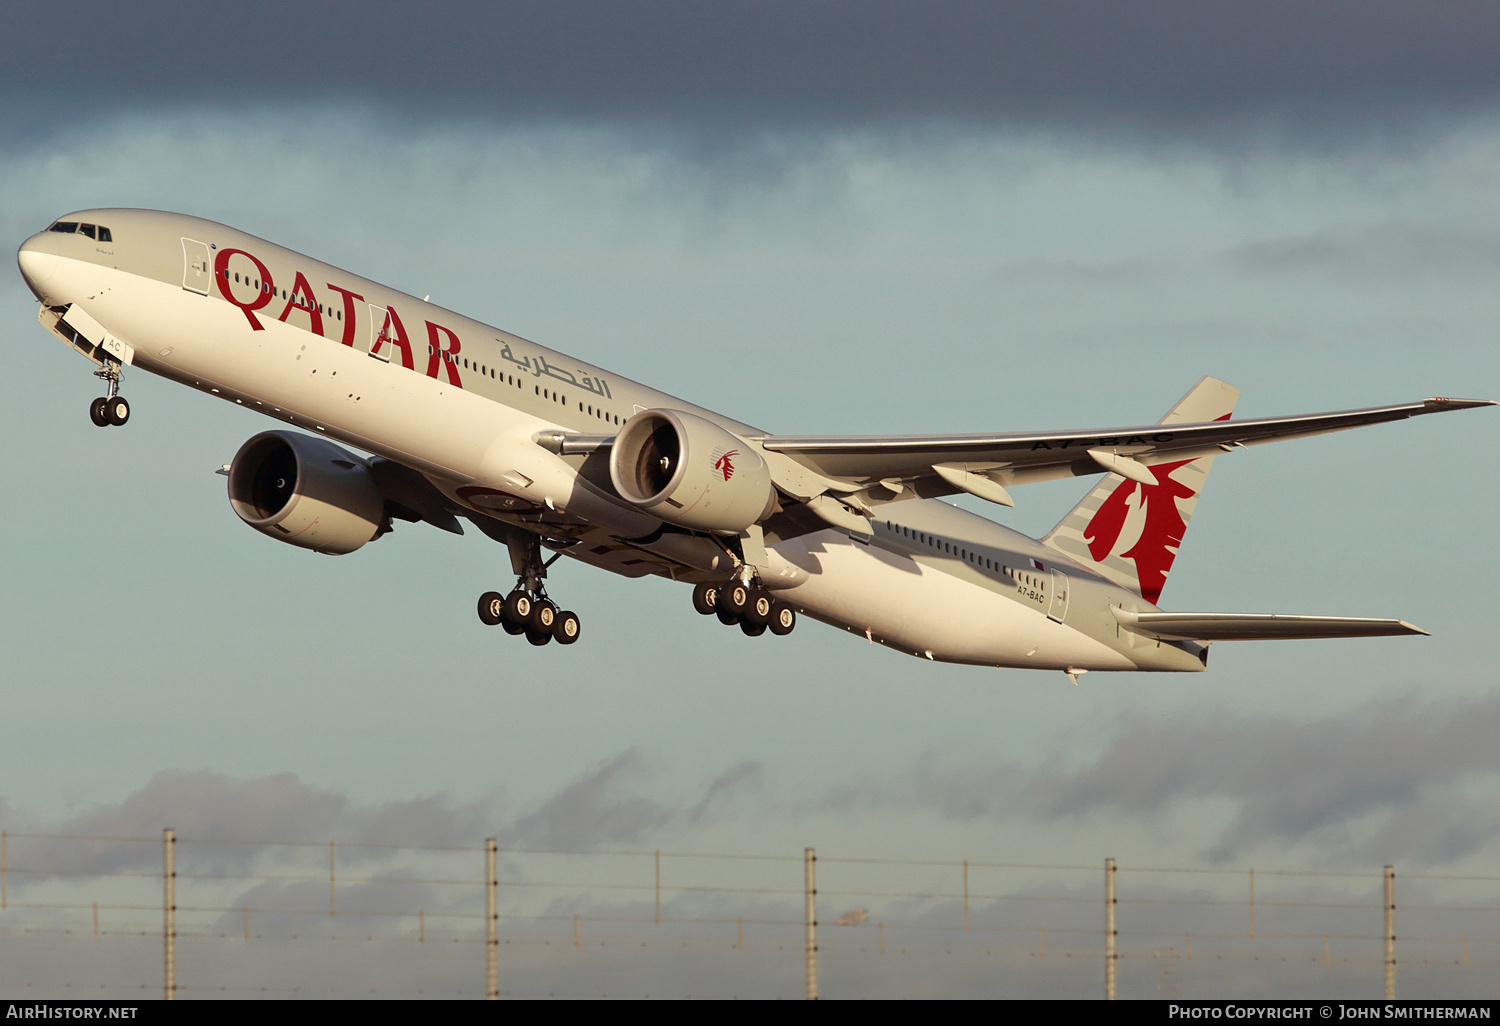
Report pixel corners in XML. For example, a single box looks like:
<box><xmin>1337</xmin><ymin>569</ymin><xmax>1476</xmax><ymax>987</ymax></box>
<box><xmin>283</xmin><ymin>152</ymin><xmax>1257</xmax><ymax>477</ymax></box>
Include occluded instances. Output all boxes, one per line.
<box><xmin>1083</xmin><ymin>459</ymin><xmax>1195</xmax><ymax>605</ymax></box>
<box><xmin>712</xmin><ymin>448</ymin><xmax>739</xmax><ymax>481</ymax></box>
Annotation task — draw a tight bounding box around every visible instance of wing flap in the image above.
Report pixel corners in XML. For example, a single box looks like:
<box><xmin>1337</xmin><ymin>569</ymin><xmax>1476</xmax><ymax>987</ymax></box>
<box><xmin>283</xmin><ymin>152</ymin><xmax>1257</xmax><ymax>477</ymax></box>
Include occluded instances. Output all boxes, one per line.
<box><xmin>1112</xmin><ymin>608</ymin><xmax>1429</xmax><ymax>641</ymax></box>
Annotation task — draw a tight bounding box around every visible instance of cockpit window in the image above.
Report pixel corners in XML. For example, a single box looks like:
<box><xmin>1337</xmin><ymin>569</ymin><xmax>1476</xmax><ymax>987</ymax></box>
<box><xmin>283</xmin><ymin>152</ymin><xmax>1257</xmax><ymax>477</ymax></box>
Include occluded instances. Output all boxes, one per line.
<box><xmin>45</xmin><ymin>221</ymin><xmax>111</xmax><ymax>242</ymax></box>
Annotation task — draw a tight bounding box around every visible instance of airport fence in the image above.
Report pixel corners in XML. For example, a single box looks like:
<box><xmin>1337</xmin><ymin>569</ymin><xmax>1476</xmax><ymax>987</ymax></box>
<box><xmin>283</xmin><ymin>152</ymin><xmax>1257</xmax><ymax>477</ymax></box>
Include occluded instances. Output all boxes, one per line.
<box><xmin>0</xmin><ymin>829</ymin><xmax>1496</xmax><ymax>999</ymax></box>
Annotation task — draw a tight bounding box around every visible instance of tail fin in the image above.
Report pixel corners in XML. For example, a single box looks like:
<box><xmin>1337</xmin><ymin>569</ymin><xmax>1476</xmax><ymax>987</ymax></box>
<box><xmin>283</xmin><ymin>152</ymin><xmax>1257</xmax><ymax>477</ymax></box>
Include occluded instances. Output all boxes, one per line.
<box><xmin>1041</xmin><ymin>377</ymin><xmax>1239</xmax><ymax>604</ymax></box>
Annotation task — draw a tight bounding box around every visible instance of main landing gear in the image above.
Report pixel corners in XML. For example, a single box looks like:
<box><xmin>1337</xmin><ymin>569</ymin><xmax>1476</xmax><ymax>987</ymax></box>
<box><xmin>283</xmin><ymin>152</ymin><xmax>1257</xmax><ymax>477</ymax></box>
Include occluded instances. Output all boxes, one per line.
<box><xmin>88</xmin><ymin>360</ymin><xmax>129</xmax><ymax>427</ymax></box>
<box><xmin>692</xmin><ymin>579</ymin><xmax>797</xmax><ymax>639</ymax></box>
<box><xmin>476</xmin><ymin>533</ymin><xmax>581</xmax><ymax>647</ymax></box>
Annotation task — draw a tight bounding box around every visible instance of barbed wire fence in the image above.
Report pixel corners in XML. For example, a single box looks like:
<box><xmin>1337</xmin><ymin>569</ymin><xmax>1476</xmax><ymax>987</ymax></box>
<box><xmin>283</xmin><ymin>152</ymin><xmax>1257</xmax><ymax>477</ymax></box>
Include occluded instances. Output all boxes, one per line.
<box><xmin>0</xmin><ymin>829</ymin><xmax>1495</xmax><ymax>999</ymax></box>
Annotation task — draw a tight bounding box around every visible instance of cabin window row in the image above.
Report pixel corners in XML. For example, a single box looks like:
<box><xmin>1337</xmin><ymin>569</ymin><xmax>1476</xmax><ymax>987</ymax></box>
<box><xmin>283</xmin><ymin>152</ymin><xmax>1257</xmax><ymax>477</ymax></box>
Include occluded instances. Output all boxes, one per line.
<box><xmin>883</xmin><ymin>520</ymin><xmax>1016</xmax><ymax>576</ymax></box>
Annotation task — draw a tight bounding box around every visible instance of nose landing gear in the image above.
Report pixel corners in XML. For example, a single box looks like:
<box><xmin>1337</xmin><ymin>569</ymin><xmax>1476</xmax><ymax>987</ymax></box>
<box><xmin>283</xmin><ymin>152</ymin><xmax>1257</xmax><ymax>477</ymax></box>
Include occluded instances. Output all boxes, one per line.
<box><xmin>475</xmin><ymin>532</ymin><xmax>581</xmax><ymax>646</ymax></box>
<box><xmin>89</xmin><ymin>361</ymin><xmax>129</xmax><ymax>427</ymax></box>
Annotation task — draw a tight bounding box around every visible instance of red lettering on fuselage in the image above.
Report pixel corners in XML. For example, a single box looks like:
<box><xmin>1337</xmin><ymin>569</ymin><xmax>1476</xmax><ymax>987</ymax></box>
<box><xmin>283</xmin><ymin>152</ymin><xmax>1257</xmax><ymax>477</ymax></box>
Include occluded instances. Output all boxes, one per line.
<box><xmin>213</xmin><ymin>248</ymin><xmax>274</xmax><ymax>330</ymax></box>
<box><xmin>425</xmin><ymin>322</ymin><xmax>463</xmax><ymax>386</ymax></box>
<box><xmin>325</xmin><ymin>283</ymin><xmax>364</xmax><ymax>347</ymax></box>
<box><xmin>370</xmin><ymin>306</ymin><xmax>416</xmax><ymax>369</ymax></box>
<box><xmin>276</xmin><ymin>270</ymin><xmax>324</xmax><ymax>336</ymax></box>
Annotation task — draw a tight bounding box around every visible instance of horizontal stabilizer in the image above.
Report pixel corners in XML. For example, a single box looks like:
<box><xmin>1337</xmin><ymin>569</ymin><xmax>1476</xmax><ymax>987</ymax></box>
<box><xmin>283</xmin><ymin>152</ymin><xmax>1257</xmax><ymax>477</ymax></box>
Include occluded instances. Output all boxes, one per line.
<box><xmin>1112</xmin><ymin>608</ymin><xmax>1428</xmax><ymax>641</ymax></box>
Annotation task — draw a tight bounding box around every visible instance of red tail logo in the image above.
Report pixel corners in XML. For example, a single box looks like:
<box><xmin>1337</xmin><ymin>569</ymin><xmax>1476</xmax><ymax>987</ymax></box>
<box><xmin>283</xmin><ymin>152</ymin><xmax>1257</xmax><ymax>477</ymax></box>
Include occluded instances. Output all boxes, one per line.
<box><xmin>1083</xmin><ymin>460</ymin><xmax>1195</xmax><ymax>604</ymax></box>
<box><xmin>713</xmin><ymin>449</ymin><xmax>738</xmax><ymax>481</ymax></box>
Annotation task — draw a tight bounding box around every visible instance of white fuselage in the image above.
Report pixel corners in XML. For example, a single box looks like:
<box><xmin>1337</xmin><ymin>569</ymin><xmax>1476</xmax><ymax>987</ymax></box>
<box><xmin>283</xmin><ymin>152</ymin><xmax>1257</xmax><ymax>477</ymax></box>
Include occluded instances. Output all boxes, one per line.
<box><xmin>17</xmin><ymin>209</ymin><xmax>1205</xmax><ymax>673</ymax></box>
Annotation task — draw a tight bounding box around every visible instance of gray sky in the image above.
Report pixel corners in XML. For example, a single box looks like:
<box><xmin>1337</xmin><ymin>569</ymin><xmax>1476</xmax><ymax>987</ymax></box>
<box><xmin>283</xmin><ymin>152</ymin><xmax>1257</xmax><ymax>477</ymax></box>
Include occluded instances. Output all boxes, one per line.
<box><xmin>2</xmin><ymin>9</ymin><xmax>1498</xmax><ymax>985</ymax></box>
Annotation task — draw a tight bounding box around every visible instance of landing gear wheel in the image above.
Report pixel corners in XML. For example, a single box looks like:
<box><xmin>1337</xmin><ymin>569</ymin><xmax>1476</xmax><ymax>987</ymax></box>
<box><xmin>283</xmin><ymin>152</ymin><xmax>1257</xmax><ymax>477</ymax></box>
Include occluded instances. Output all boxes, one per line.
<box><xmin>503</xmin><ymin>590</ymin><xmax>533</xmax><ymax>626</ymax></box>
<box><xmin>553</xmin><ymin>610</ymin><xmax>581</xmax><ymax>645</ymax></box>
<box><xmin>532</xmin><ymin>599</ymin><xmax>557</xmax><ymax>632</ymax></box>
<box><xmin>716</xmin><ymin>607</ymin><xmax>742</xmax><ymax>626</ymax></box>
<box><xmin>525</xmin><ymin>626</ymin><xmax>553</xmax><ymax>646</ymax></box>
<box><xmin>740</xmin><ymin>620</ymin><xmax>767</xmax><ymax>637</ymax></box>
<box><xmin>502</xmin><ymin>619</ymin><xmax>526</xmax><ymax>636</ymax></box>
<box><xmin>745</xmin><ymin>589</ymin><xmax>774</xmax><ymax>627</ymax></box>
<box><xmin>105</xmin><ymin>396</ymin><xmax>130</xmax><ymax>425</ymax></box>
<box><xmin>691</xmin><ymin>581</ymin><xmax>720</xmax><ymax>616</ymax></box>
<box><xmin>477</xmin><ymin>591</ymin><xmax>505</xmax><ymax>626</ymax></box>
<box><xmin>718</xmin><ymin>581</ymin><xmax>750</xmax><ymax>617</ymax></box>
<box><xmin>89</xmin><ymin>397</ymin><xmax>109</xmax><ymax>427</ymax></box>
<box><xmin>768</xmin><ymin>602</ymin><xmax>797</xmax><ymax>636</ymax></box>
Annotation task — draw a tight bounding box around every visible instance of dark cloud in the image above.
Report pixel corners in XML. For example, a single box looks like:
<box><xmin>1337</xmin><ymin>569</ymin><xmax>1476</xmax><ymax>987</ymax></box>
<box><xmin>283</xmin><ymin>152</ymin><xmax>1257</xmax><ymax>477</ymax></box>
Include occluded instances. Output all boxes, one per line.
<box><xmin>7</xmin><ymin>2</ymin><xmax>1500</xmax><ymax>130</ymax></box>
<box><xmin>501</xmin><ymin>750</ymin><xmax>670</xmax><ymax>849</ymax></box>
<box><xmin>0</xmin><ymin>751</ymin><xmax>725</xmax><ymax>887</ymax></box>
<box><xmin>1022</xmin><ymin>693</ymin><xmax>1500</xmax><ymax>863</ymax></box>
<box><xmin>6</xmin><ymin>693</ymin><xmax>1500</xmax><ymax>886</ymax></box>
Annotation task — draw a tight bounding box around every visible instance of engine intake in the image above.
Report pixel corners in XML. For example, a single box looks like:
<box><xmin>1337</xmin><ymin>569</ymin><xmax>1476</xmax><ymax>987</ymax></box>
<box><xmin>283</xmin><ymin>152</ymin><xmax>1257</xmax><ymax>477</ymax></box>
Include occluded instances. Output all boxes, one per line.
<box><xmin>609</xmin><ymin>409</ymin><xmax>775</xmax><ymax>534</ymax></box>
<box><xmin>227</xmin><ymin>431</ymin><xmax>384</xmax><ymax>554</ymax></box>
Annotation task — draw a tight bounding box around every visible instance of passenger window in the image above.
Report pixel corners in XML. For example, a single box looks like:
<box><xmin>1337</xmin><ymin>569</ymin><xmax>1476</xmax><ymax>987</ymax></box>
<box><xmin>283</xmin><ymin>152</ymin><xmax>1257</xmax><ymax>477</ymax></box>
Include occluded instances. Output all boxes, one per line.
<box><xmin>79</xmin><ymin>224</ymin><xmax>96</xmax><ymax>239</ymax></box>
<box><xmin>49</xmin><ymin>222</ymin><xmax>79</xmax><ymax>234</ymax></box>
<box><xmin>98</xmin><ymin>227</ymin><xmax>111</xmax><ymax>242</ymax></box>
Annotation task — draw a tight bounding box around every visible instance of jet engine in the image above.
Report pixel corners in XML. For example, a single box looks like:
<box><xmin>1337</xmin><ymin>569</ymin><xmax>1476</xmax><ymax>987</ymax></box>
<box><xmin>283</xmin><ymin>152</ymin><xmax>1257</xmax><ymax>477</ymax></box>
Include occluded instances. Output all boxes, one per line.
<box><xmin>609</xmin><ymin>409</ymin><xmax>775</xmax><ymax>534</ymax></box>
<box><xmin>227</xmin><ymin>431</ymin><xmax>385</xmax><ymax>554</ymax></box>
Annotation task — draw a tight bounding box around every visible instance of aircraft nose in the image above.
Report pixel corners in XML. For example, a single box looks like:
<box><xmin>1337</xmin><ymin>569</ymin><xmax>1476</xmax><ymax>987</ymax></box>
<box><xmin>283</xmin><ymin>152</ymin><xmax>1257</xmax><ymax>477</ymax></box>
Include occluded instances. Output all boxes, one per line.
<box><xmin>17</xmin><ymin>232</ymin><xmax>59</xmax><ymax>296</ymax></box>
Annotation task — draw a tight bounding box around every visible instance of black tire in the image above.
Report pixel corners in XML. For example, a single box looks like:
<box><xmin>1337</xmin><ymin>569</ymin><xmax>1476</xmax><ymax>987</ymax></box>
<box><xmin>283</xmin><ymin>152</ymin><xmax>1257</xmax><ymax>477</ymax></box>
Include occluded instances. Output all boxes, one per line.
<box><xmin>525</xmin><ymin>626</ymin><xmax>552</xmax><ymax>646</ymax></box>
<box><xmin>503</xmin><ymin>590</ymin><xmax>532</xmax><ymax>625</ymax></box>
<box><xmin>502</xmin><ymin>619</ymin><xmax>526</xmax><ymax>636</ymax></box>
<box><xmin>718</xmin><ymin>581</ymin><xmax>750</xmax><ymax>616</ymax></box>
<box><xmin>740</xmin><ymin>620</ymin><xmax>767</xmax><ymax>637</ymax></box>
<box><xmin>477</xmin><ymin>591</ymin><xmax>504</xmax><ymax>626</ymax></box>
<box><xmin>768</xmin><ymin>602</ymin><xmax>797</xmax><ymax>636</ymax></box>
<box><xmin>532</xmin><ymin>599</ymin><xmax>557</xmax><ymax>632</ymax></box>
<box><xmin>716</xmin><ymin>606</ymin><xmax>742</xmax><ymax>626</ymax></box>
<box><xmin>745</xmin><ymin>589</ymin><xmax>774</xmax><ymax>626</ymax></box>
<box><xmin>89</xmin><ymin>397</ymin><xmax>109</xmax><ymax>427</ymax></box>
<box><xmin>553</xmin><ymin>610</ymin><xmax>581</xmax><ymax>645</ymax></box>
<box><xmin>105</xmin><ymin>396</ymin><xmax>130</xmax><ymax>425</ymax></box>
<box><xmin>691</xmin><ymin>581</ymin><xmax>720</xmax><ymax>616</ymax></box>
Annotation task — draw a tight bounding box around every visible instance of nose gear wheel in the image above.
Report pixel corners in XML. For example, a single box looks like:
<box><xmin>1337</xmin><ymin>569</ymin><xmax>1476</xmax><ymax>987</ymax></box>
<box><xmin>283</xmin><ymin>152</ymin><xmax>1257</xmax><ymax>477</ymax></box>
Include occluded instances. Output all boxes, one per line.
<box><xmin>89</xmin><ymin>359</ymin><xmax>129</xmax><ymax>427</ymax></box>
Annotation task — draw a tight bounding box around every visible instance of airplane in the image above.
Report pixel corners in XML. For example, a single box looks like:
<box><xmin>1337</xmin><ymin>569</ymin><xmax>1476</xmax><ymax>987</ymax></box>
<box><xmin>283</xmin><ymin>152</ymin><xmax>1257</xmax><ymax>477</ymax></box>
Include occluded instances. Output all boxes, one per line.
<box><xmin>16</xmin><ymin>209</ymin><xmax>1493</xmax><ymax>681</ymax></box>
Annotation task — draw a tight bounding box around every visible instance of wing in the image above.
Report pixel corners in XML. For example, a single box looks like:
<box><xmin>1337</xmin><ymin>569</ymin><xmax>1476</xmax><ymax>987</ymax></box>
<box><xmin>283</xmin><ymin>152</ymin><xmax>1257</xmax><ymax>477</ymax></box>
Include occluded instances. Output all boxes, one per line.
<box><xmin>1112</xmin><ymin>609</ymin><xmax>1428</xmax><ymax>641</ymax></box>
<box><xmin>758</xmin><ymin>396</ymin><xmax>1494</xmax><ymax>515</ymax></box>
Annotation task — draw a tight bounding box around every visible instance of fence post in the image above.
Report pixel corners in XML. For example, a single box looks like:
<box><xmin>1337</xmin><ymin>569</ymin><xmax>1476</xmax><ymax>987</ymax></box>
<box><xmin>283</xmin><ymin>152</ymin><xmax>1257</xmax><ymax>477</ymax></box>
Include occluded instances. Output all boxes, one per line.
<box><xmin>1249</xmin><ymin>867</ymin><xmax>1255</xmax><ymax>940</ymax></box>
<box><xmin>654</xmin><ymin>850</ymin><xmax>661</xmax><ymax>925</ymax></box>
<box><xmin>2</xmin><ymin>829</ymin><xmax>6</xmax><ymax>910</ymax></box>
<box><xmin>486</xmin><ymin>838</ymin><xmax>498</xmax><ymax>1000</ymax></box>
<box><xmin>805</xmin><ymin>847</ymin><xmax>818</xmax><ymax>1000</ymax></box>
<box><xmin>329</xmin><ymin>841</ymin><xmax>335</xmax><ymax>917</ymax></box>
<box><xmin>1384</xmin><ymin>865</ymin><xmax>1395</xmax><ymax>1000</ymax></box>
<box><xmin>163</xmin><ymin>828</ymin><xmax>176</xmax><ymax>1001</ymax></box>
<box><xmin>963</xmin><ymin>859</ymin><xmax>970</xmax><ymax>931</ymax></box>
<box><xmin>1105</xmin><ymin>857</ymin><xmax>1117</xmax><ymax>1001</ymax></box>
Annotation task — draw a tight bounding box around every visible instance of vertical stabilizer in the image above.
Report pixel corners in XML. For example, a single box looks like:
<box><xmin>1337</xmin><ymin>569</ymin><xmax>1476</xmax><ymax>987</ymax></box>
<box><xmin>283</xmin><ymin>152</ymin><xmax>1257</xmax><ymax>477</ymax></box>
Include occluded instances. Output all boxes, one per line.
<box><xmin>1041</xmin><ymin>377</ymin><xmax>1239</xmax><ymax>603</ymax></box>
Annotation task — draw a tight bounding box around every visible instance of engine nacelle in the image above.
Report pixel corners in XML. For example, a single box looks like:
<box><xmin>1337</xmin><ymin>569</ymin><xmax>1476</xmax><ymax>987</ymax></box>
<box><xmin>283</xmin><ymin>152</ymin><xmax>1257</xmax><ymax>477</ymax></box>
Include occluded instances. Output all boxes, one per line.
<box><xmin>227</xmin><ymin>431</ymin><xmax>384</xmax><ymax>554</ymax></box>
<box><xmin>609</xmin><ymin>409</ymin><xmax>775</xmax><ymax>534</ymax></box>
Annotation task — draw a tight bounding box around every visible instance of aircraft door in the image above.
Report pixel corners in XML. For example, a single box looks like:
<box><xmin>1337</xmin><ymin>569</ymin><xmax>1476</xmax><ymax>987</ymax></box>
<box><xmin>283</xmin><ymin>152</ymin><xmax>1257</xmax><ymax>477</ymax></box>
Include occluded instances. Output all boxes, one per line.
<box><xmin>181</xmin><ymin>238</ymin><xmax>211</xmax><ymax>295</ymax></box>
<box><xmin>365</xmin><ymin>303</ymin><xmax>391</xmax><ymax>362</ymax></box>
<box><xmin>1047</xmin><ymin>570</ymin><xmax>1071</xmax><ymax>623</ymax></box>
